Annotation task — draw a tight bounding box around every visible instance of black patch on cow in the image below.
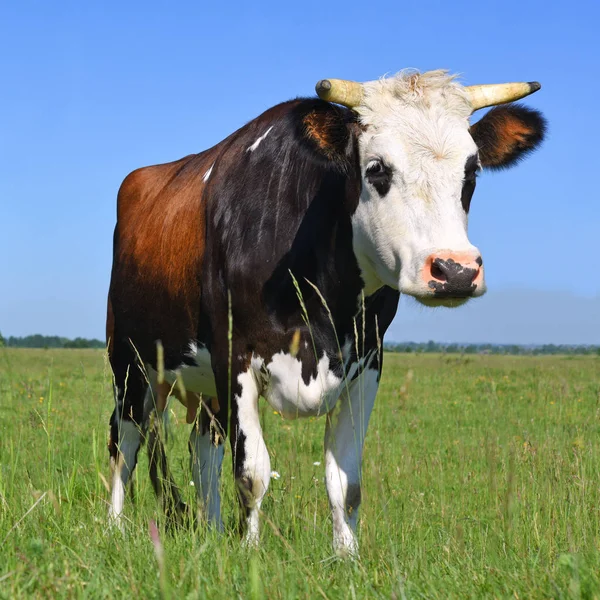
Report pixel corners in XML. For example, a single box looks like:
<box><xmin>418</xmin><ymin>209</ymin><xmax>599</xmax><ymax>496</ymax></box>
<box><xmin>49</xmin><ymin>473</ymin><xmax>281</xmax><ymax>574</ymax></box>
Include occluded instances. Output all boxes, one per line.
<box><xmin>428</xmin><ymin>258</ymin><xmax>478</xmax><ymax>297</ymax></box>
<box><xmin>461</xmin><ymin>154</ymin><xmax>478</xmax><ymax>213</ymax></box>
<box><xmin>470</xmin><ymin>103</ymin><xmax>547</xmax><ymax>170</ymax></box>
<box><xmin>365</xmin><ymin>159</ymin><xmax>392</xmax><ymax>197</ymax></box>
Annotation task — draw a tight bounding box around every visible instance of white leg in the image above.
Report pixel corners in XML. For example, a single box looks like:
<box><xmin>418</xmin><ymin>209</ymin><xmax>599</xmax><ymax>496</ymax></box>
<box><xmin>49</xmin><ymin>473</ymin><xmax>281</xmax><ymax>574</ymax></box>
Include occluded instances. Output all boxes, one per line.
<box><xmin>234</xmin><ymin>370</ymin><xmax>271</xmax><ymax>547</ymax></box>
<box><xmin>109</xmin><ymin>419</ymin><xmax>142</xmax><ymax>527</ymax></box>
<box><xmin>190</xmin><ymin>412</ymin><xmax>225</xmax><ymax>531</ymax></box>
<box><xmin>325</xmin><ymin>368</ymin><xmax>379</xmax><ymax>557</ymax></box>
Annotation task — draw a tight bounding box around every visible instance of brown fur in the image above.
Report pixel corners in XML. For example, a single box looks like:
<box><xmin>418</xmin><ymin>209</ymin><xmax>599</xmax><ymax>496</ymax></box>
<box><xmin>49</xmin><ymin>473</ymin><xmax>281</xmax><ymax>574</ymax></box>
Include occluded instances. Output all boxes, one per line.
<box><xmin>470</xmin><ymin>104</ymin><xmax>546</xmax><ymax>170</ymax></box>
<box><xmin>303</xmin><ymin>105</ymin><xmax>352</xmax><ymax>159</ymax></box>
<box><xmin>116</xmin><ymin>154</ymin><xmax>209</xmax><ymax>298</ymax></box>
<box><xmin>109</xmin><ymin>149</ymin><xmax>222</xmax><ymax>363</ymax></box>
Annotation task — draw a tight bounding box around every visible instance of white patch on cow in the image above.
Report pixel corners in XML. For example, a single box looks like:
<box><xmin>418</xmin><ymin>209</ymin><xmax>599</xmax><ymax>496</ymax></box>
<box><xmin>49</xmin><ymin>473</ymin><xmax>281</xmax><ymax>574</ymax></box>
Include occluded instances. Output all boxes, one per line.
<box><xmin>246</xmin><ymin>126</ymin><xmax>273</xmax><ymax>152</ymax></box>
<box><xmin>262</xmin><ymin>351</ymin><xmax>345</xmax><ymax>418</ymax></box>
<box><xmin>149</xmin><ymin>345</ymin><xmax>217</xmax><ymax>397</ymax></box>
<box><xmin>349</xmin><ymin>71</ymin><xmax>485</xmax><ymax>299</ymax></box>
<box><xmin>187</xmin><ymin>340</ymin><xmax>198</xmax><ymax>357</ymax></box>
<box><xmin>202</xmin><ymin>163</ymin><xmax>214</xmax><ymax>182</ymax></box>
<box><xmin>190</xmin><ymin>425</ymin><xmax>225</xmax><ymax>530</ymax></box>
<box><xmin>235</xmin><ymin>368</ymin><xmax>271</xmax><ymax>547</ymax></box>
<box><xmin>109</xmin><ymin>419</ymin><xmax>141</xmax><ymax>527</ymax></box>
<box><xmin>325</xmin><ymin>367</ymin><xmax>379</xmax><ymax>557</ymax></box>
<box><xmin>250</xmin><ymin>355</ymin><xmax>264</xmax><ymax>371</ymax></box>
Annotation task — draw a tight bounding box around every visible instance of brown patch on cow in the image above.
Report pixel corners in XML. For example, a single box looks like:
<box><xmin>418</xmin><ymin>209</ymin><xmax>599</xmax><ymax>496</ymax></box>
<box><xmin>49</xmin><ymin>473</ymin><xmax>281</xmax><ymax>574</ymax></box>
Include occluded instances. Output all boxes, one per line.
<box><xmin>491</xmin><ymin>117</ymin><xmax>534</xmax><ymax>162</ymax></box>
<box><xmin>185</xmin><ymin>394</ymin><xmax>201</xmax><ymax>424</ymax></box>
<box><xmin>470</xmin><ymin>104</ymin><xmax>546</xmax><ymax>170</ymax></box>
<box><xmin>304</xmin><ymin>111</ymin><xmax>335</xmax><ymax>156</ymax></box>
<box><xmin>157</xmin><ymin>380</ymin><xmax>202</xmax><ymax>424</ymax></box>
<box><xmin>156</xmin><ymin>381</ymin><xmax>169</xmax><ymax>413</ymax></box>
<box><xmin>116</xmin><ymin>155</ymin><xmax>209</xmax><ymax>298</ymax></box>
<box><xmin>504</xmin><ymin>119</ymin><xmax>534</xmax><ymax>141</ymax></box>
<box><xmin>303</xmin><ymin>107</ymin><xmax>350</xmax><ymax>159</ymax></box>
<box><xmin>108</xmin><ymin>149</ymin><xmax>222</xmax><ymax>361</ymax></box>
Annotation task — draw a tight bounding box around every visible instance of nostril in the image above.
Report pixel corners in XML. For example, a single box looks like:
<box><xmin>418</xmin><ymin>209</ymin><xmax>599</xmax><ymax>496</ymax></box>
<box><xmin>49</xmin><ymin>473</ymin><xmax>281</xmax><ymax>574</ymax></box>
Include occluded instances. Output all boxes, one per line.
<box><xmin>425</xmin><ymin>254</ymin><xmax>483</xmax><ymax>296</ymax></box>
<box><xmin>430</xmin><ymin>258</ymin><xmax>448</xmax><ymax>282</ymax></box>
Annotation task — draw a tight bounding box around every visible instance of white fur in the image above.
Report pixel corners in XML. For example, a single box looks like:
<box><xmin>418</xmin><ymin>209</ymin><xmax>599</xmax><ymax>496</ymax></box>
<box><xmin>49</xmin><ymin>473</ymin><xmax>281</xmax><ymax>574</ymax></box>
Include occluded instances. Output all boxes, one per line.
<box><xmin>202</xmin><ymin>163</ymin><xmax>214</xmax><ymax>182</ymax></box>
<box><xmin>262</xmin><ymin>351</ymin><xmax>344</xmax><ymax>418</ymax></box>
<box><xmin>247</xmin><ymin>126</ymin><xmax>274</xmax><ymax>152</ymax></box>
<box><xmin>325</xmin><ymin>368</ymin><xmax>379</xmax><ymax>556</ymax></box>
<box><xmin>235</xmin><ymin>369</ymin><xmax>271</xmax><ymax>546</ymax></box>
<box><xmin>150</xmin><ymin>345</ymin><xmax>217</xmax><ymax>397</ymax></box>
<box><xmin>109</xmin><ymin>419</ymin><xmax>141</xmax><ymax>526</ymax></box>
<box><xmin>350</xmin><ymin>71</ymin><xmax>485</xmax><ymax>298</ymax></box>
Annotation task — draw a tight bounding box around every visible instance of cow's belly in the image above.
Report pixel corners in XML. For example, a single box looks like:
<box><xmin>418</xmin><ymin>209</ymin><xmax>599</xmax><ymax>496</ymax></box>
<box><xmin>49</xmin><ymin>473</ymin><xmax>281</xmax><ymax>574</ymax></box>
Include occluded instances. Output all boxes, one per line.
<box><xmin>259</xmin><ymin>351</ymin><xmax>349</xmax><ymax>419</ymax></box>
<box><xmin>152</xmin><ymin>345</ymin><xmax>218</xmax><ymax>398</ymax></box>
<box><xmin>149</xmin><ymin>346</ymin><xmax>358</xmax><ymax>421</ymax></box>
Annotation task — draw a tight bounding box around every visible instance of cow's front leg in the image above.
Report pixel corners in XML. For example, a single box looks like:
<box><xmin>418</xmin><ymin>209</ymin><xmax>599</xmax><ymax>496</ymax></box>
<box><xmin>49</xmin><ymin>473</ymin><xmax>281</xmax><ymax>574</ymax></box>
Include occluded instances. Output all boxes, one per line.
<box><xmin>229</xmin><ymin>368</ymin><xmax>271</xmax><ymax>547</ymax></box>
<box><xmin>324</xmin><ymin>368</ymin><xmax>379</xmax><ymax>557</ymax></box>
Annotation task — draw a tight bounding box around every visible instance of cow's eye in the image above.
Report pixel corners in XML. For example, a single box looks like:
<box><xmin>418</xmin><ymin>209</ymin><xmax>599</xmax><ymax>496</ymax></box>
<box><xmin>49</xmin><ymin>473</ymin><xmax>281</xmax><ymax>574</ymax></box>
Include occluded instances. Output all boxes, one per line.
<box><xmin>366</xmin><ymin>160</ymin><xmax>384</xmax><ymax>175</ymax></box>
<box><xmin>365</xmin><ymin>159</ymin><xmax>392</xmax><ymax>196</ymax></box>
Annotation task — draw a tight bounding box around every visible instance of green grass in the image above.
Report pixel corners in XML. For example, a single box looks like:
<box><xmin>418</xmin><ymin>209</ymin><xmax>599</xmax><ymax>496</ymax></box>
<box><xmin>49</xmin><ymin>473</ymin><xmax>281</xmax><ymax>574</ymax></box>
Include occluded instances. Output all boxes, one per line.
<box><xmin>1</xmin><ymin>348</ymin><xmax>600</xmax><ymax>598</ymax></box>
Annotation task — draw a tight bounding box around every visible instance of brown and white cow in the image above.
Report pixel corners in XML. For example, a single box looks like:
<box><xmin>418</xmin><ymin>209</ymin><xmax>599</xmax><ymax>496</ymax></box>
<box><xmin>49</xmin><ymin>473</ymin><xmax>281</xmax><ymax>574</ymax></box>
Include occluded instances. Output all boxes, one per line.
<box><xmin>107</xmin><ymin>70</ymin><xmax>545</xmax><ymax>555</ymax></box>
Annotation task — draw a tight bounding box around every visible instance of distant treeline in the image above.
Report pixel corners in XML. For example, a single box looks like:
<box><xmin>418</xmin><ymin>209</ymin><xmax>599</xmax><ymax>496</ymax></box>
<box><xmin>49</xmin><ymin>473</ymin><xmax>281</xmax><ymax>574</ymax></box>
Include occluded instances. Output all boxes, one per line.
<box><xmin>1</xmin><ymin>333</ymin><xmax>105</xmax><ymax>349</ymax></box>
<box><xmin>0</xmin><ymin>333</ymin><xmax>598</xmax><ymax>355</ymax></box>
<box><xmin>384</xmin><ymin>341</ymin><xmax>600</xmax><ymax>355</ymax></box>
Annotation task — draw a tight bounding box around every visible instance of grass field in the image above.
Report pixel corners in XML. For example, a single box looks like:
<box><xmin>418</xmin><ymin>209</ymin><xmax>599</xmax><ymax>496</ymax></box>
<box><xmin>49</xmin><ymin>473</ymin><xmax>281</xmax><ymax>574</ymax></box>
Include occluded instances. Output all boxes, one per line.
<box><xmin>1</xmin><ymin>348</ymin><xmax>600</xmax><ymax>598</ymax></box>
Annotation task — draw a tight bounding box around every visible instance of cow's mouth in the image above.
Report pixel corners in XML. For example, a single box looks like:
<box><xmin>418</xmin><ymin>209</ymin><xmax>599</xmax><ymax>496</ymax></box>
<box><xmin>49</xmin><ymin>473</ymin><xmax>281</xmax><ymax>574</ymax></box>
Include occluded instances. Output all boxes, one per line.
<box><xmin>412</xmin><ymin>294</ymin><xmax>472</xmax><ymax>308</ymax></box>
<box><xmin>400</xmin><ymin>279</ymin><xmax>486</xmax><ymax>308</ymax></box>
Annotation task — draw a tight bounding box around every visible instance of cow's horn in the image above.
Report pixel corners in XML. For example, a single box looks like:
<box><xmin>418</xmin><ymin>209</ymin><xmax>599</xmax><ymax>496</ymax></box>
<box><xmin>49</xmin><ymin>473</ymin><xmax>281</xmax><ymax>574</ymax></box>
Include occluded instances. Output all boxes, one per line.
<box><xmin>465</xmin><ymin>82</ymin><xmax>541</xmax><ymax>111</ymax></box>
<box><xmin>315</xmin><ymin>79</ymin><xmax>364</xmax><ymax>108</ymax></box>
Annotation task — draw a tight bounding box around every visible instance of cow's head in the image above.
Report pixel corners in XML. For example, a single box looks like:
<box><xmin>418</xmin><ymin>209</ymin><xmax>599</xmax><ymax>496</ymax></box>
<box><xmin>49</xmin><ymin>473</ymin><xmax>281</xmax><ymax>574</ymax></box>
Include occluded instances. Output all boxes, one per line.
<box><xmin>317</xmin><ymin>71</ymin><xmax>546</xmax><ymax>307</ymax></box>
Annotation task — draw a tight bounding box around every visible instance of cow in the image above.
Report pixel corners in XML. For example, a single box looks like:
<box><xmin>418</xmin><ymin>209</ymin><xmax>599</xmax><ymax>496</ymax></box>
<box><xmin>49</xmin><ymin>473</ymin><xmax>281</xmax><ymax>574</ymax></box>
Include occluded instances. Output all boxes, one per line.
<box><xmin>106</xmin><ymin>70</ymin><xmax>546</xmax><ymax>556</ymax></box>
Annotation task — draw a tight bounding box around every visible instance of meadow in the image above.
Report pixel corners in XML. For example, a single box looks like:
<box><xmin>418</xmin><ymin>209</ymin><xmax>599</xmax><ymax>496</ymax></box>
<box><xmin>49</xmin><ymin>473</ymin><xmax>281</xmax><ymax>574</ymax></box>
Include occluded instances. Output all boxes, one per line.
<box><xmin>1</xmin><ymin>348</ymin><xmax>599</xmax><ymax>598</ymax></box>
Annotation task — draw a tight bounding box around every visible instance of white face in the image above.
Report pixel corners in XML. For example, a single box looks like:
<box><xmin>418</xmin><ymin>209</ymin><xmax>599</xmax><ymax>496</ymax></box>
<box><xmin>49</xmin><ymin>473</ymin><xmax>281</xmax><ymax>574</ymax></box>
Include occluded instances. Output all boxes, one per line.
<box><xmin>351</xmin><ymin>74</ymin><xmax>487</xmax><ymax>306</ymax></box>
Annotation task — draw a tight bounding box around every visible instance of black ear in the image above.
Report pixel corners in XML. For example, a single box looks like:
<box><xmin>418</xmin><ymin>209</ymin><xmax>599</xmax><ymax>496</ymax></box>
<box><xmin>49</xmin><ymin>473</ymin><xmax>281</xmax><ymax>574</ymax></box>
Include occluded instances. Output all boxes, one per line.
<box><xmin>470</xmin><ymin>103</ymin><xmax>547</xmax><ymax>170</ymax></box>
<box><xmin>295</xmin><ymin>100</ymin><xmax>357</xmax><ymax>168</ymax></box>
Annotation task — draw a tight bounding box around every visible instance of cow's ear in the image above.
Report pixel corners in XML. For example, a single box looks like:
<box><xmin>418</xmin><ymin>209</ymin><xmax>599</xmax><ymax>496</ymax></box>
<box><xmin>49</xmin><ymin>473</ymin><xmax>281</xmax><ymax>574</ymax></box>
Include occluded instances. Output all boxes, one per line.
<box><xmin>301</xmin><ymin>101</ymin><xmax>355</xmax><ymax>164</ymax></box>
<box><xmin>470</xmin><ymin>103</ymin><xmax>547</xmax><ymax>170</ymax></box>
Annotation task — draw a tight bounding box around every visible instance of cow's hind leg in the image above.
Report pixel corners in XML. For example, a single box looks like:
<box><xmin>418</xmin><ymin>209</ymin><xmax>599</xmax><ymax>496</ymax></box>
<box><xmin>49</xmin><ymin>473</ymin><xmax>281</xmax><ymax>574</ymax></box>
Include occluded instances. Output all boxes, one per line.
<box><xmin>325</xmin><ymin>368</ymin><xmax>379</xmax><ymax>557</ymax></box>
<box><xmin>146</xmin><ymin>387</ymin><xmax>189</xmax><ymax>526</ymax></box>
<box><xmin>108</xmin><ymin>350</ymin><xmax>147</xmax><ymax>528</ymax></box>
<box><xmin>189</xmin><ymin>397</ymin><xmax>225</xmax><ymax>530</ymax></box>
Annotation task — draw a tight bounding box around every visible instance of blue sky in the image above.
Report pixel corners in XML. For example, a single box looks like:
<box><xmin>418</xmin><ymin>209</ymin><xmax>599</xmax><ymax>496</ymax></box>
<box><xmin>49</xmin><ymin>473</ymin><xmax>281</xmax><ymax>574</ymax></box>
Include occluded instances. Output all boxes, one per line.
<box><xmin>1</xmin><ymin>0</ymin><xmax>598</xmax><ymax>343</ymax></box>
